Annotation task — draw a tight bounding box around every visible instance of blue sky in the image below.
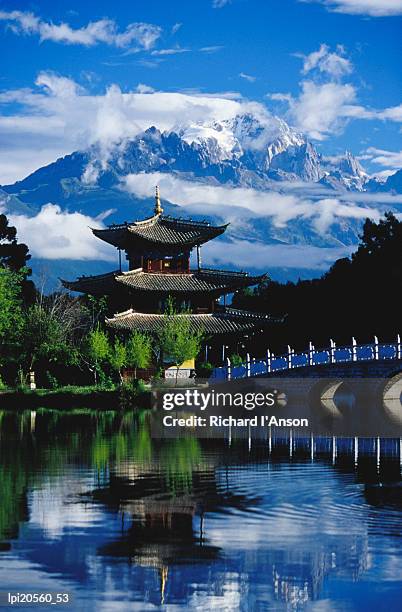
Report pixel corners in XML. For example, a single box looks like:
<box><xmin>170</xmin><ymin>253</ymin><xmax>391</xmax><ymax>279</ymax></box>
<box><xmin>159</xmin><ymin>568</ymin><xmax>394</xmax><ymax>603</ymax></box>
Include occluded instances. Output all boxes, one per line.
<box><xmin>0</xmin><ymin>0</ymin><xmax>401</xmax><ymax>183</ymax></box>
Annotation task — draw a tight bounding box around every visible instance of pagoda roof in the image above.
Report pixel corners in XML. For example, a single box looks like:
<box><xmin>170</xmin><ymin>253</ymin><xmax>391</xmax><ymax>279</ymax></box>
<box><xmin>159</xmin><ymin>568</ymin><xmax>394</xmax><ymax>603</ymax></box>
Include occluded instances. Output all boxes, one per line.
<box><xmin>116</xmin><ymin>268</ymin><xmax>266</xmax><ymax>294</ymax></box>
<box><xmin>61</xmin><ymin>268</ymin><xmax>266</xmax><ymax>296</ymax></box>
<box><xmin>92</xmin><ymin>214</ymin><xmax>228</xmax><ymax>251</ymax></box>
<box><xmin>106</xmin><ymin>307</ymin><xmax>281</xmax><ymax>336</ymax></box>
<box><xmin>61</xmin><ymin>270</ymin><xmax>118</xmax><ymax>295</ymax></box>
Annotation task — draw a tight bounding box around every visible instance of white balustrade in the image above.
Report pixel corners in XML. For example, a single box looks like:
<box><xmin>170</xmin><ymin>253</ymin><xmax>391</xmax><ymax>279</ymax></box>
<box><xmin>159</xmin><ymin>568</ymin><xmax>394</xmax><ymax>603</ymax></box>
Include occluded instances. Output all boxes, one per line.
<box><xmin>330</xmin><ymin>339</ymin><xmax>336</xmax><ymax>364</ymax></box>
<box><xmin>352</xmin><ymin>337</ymin><xmax>357</xmax><ymax>362</ymax></box>
<box><xmin>246</xmin><ymin>353</ymin><xmax>251</xmax><ymax>378</ymax></box>
<box><xmin>266</xmin><ymin>349</ymin><xmax>271</xmax><ymax>374</ymax></box>
<box><xmin>374</xmin><ymin>336</ymin><xmax>379</xmax><ymax>360</ymax></box>
<box><xmin>226</xmin><ymin>357</ymin><xmax>231</xmax><ymax>381</ymax></box>
<box><xmin>218</xmin><ymin>336</ymin><xmax>401</xmax><ymax>381</ymax></box>
<box><xmin>308</xmin><ymin>342</ymin><xmax>314</xmax><ymax>366</ymax></box>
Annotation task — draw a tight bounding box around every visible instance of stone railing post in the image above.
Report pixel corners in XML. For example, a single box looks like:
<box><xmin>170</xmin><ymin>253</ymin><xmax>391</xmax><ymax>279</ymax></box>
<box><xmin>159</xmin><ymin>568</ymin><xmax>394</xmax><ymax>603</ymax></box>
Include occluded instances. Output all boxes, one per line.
<box><xmin>222</xmin><ymin>344</ymin><xmax>228</xmax><ymax>363</ymax></box>
<box><xmin>246</xmin><ymin>353</ymin><xmax>251</xmax><ymax>378</ymax></box>
<box><xmin>330</xmin><ymin>339</ymin><xmax>336</xmax><ymax>364</ymax></box>
<box><xmin>397</xmin><ymin>334</ymin><xmax>401</xmax><ymax>360</ymax></box>
<box><xmin>308</xmin><ymin>342</ymin><xmax>314</xmax><ymax>366</ymax></box>
<box><xmin>266</xmin><ymin>349</ymin><xmax>271</xmax><ymax>374</ymax></box>
<box><xmin>352</xmin><ymin>337</ymin><xmax>357</xmax><ymax>362</ymax></box>
<box><xmin>226</xmin><ymin>357</ymin><xmax>231</xmax><ymax>381</ymax></box>
<box><xmin>374</xmin><ymin>335</ymin><xmax>379</xmax><ymax>361</ymax></box>
<box><xmin>287</xmin><ymin>345</ymin><xmax>292</xmax><ymax>370</ymax></box>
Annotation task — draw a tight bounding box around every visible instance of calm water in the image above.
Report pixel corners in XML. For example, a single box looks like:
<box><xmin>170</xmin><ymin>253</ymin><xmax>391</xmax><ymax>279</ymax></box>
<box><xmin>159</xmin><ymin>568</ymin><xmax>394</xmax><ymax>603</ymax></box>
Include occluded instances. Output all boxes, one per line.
<box><xmin>0</xmin><ymin>410</ymin><xmax>401</xmax><ymax>611</ymax></box>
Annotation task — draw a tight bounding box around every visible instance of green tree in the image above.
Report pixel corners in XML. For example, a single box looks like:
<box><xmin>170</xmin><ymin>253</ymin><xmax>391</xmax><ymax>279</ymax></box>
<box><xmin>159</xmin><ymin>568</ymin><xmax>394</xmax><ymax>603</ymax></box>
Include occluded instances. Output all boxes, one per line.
<box><xmin>19</xmin><ymin>302</ymin><xmax>77</xmax><ymax>377</ymax></box>
<box><xmin>0</xmin><ymin>214</ymin><xmax>30</xmax><ymax>272</ymax></box>
<box><xmin>232</xmin><ymin>212</ymin><xmax>402</xmax><ymax>350</ymax></box>
<box><xmin>157</xmin><ymin>298</ymin><xmax>203</xmax><ymax>380</ymax></box>
<box><xmin>0</xmin><ymin>267</ymin><xmax>24</xmax><ymax>368</ymax></box>
<box><xmin>82</xmin><ymin>295</ymin><xmax>109</xmax><ymax>329</ymax></box>
<box><xmin>84</xmin><ymin>327</ymin><xmax>110</xmax><ymax>385</ymax></box>
<box><xmin>108</xmin><ymin>338</ymin><xmax>127</xmax><ymax>385</ymax></box>
<box><xmin>126</xmin><ymin>331</ymin><xmax>152</xmax><ymax>378</ymax></box>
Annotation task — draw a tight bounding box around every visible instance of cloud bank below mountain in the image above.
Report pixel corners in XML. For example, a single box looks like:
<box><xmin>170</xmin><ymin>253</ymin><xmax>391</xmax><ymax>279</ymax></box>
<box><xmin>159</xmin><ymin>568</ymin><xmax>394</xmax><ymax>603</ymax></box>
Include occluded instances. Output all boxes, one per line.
<box><xmin>123</xmin><ymin>171</ymin><xmax>383</xmax><ymax>233</ymax></box>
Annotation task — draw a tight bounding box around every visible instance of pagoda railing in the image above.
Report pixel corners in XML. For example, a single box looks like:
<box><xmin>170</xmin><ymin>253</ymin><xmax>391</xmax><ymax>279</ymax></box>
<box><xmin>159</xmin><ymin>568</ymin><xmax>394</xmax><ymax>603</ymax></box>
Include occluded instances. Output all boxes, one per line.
<box><xmin>210</xmin><ymin>336</ymin><xmax>402</xmax><ymax>381</ymax></box>
<box><xmin>200</xmin><ymin>268</ymin><xmax>249</xmax><ymax>277</ymax></box>
<box><xmin>162</xmin><ymin>215</ymin><xmax>221</xmax><ymax>227</ymax></box>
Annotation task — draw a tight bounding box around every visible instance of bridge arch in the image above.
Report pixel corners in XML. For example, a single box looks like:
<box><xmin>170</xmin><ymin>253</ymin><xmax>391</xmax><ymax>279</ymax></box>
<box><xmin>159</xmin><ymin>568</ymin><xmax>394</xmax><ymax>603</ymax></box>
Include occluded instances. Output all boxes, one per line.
<box><xmin>309</xmin><ymin>379</ymin><xmax>356</xmax><ymax>417</ymax></box>
<box><xmin>382</xmin><ymin>371</ymin><xmax>402</xmax><ymax>424</ymax></box>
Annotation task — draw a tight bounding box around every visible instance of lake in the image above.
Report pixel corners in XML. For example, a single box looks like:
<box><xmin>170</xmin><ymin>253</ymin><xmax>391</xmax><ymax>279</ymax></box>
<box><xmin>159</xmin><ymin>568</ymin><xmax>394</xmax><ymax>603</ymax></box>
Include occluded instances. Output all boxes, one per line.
<box><xmin>0</xmin><ymin>409</ymin><xmax>401</xmax><ymax>611</ymax></box>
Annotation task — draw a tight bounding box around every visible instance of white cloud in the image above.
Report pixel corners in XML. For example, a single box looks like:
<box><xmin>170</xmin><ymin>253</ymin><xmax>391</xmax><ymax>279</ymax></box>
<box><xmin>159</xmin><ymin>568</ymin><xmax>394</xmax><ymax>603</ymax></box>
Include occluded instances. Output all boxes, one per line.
<box><xmin>123</xmin><ymin>171</ymin><xmax>382</xmax><ymax>232</ymax></box>
<box><xmin>135</xmin><ymin>59</ymin><xmax>161</xmax><ymax>69</ymax></box>
<box><xmin>270</xmin><ymin>43</ymin><xmax>377</xmax><ymax>140</ymax></box>
<box><xmin>212</xmin><ymin>0</ymin><xmax>232</xmax><ymax>7</ymax></box>
<box><xmin>268</xmin><ymin>42</ymin><xmax>401</xmax><ymax>140</ymax></box>
<box><xmin>287</xmin><ymin>80</ymin><xmax>361</xmax><ymax>140</ymax></box>
<box><xmin>6</xmin><ymin>180</ymin><xmax>371</xmax><ymax>270</ymax></box>
<box><xmin>380</xmin><ymin>103</ymin><xmax>402</xmax><ymax>122</ymax></box>
<box><xmin>125</xmin><ymin>171</ymin><xmax>312</xmax><ymax>224</ymax></box>
<box><xmin>151</xmin><ymin>47</ymin><xmax>190</xmax><ymax>56</ymax></box>
<box><xmin>360</xmin><ymin>147</ymin><xmax>402</xmax><ymax>169</ymax></box>
<box><xmin>268</xmin><ymin>92</ymin><xmax>293</xmax><ymax>103</ymax></box>
<box><xmin>135</xmin><ymin>83</ymin><xmax>155</xmax><ymax>94</ymax></box>
<box><xmin>0</xmin><ymin>10</ymin><xmax>161</xmax><ymax>49</ymax></box>
<box><xmin>35</xmin><ymin>71</ymin><xmax>85</xmax><ymax>97</ymax></box>
<box><xmin>301</xmin><ymin>0</ymin><xmax>402</xmax><ymax>16</ymax></box>
<box><xmin>8</xmin><ymin>204</ymin><xmax>115</xmax><ymax>260</ymax></box>
<box><xmin>239</xmin><ymin>72</ymin><xmax>257</xmax><ymax>82</ymax></box>
<box><xmin>203</xmin><ymin>239</ymin><xmax>354</xmax><ymax>270</ymax></box>
<box><xmin>200</xmin><ymin>45</ymin><xmax>224</xmax><ymax>53</ymax></box>
<box><xmin>171</xmin><ymin>22</ymin><xmax>182</xmax><ymax>35</ymax></box>
<box><xmin>5</xmin><ymin>174</ymin><xmax>396</xmax><ymax>271</ymax></box>
<box><xmin>299</xmin><ymin>44</ymin><xmax>353</xmax><ymax>79</ymax></box>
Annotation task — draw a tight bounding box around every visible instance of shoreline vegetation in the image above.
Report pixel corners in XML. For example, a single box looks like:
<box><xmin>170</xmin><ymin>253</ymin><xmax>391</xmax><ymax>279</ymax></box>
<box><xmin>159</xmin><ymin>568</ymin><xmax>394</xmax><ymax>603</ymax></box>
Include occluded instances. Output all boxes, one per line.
<box><xmin>0</xmin><ymin>212</ymin><xmax>401</xmax><ymax>407</ymax></box>
<box><xmin>0</xmin><ymin>384</ymin><xmax>151</xmax><ymax>410</ymax></box>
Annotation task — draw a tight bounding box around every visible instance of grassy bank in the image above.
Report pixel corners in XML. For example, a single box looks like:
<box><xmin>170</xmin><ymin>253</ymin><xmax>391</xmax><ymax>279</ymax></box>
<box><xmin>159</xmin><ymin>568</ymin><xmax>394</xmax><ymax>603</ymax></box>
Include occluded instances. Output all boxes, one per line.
<box><xmin>0</xmin><ymin>384</ymin><xmax>150</xmax><ymax>410</ymax></box>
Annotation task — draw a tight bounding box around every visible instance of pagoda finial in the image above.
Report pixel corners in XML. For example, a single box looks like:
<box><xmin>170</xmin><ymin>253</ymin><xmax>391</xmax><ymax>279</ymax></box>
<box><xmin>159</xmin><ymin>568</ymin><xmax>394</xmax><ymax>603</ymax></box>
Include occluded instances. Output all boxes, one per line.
<box><xmin>155</xmin><ymin>185</ymin><xmax>163</xmax><ymax>215</ymax></box>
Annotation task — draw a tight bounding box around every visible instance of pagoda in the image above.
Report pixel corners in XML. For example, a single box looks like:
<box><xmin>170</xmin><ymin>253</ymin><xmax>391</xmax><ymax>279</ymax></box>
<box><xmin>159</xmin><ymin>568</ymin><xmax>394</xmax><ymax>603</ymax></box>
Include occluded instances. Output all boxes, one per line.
<box><xmin>62</xmin><ymin>188</ymin><xmax>279</xmax><ymax>343</ymax></box>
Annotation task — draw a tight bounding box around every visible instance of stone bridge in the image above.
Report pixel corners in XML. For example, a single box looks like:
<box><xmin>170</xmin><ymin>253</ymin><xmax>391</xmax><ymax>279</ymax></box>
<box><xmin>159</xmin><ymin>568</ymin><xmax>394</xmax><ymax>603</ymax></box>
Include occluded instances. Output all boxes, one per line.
<box><xmin>211</xmin><ymin>338</ymin><xmax>402</xmax><ymax>413</ymax></box>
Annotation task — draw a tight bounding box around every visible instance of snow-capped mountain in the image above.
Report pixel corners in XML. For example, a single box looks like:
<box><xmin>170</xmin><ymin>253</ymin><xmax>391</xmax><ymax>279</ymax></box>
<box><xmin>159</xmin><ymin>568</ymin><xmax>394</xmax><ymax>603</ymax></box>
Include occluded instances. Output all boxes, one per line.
<box><xmin>81</xmin><ymin>113</ymin><xmax>367</xmax><ymax>191</ymax></box>
<box><xmin>319</xmin><ymin>151</ymin><xmax>368</xmax><ymax>192</ymax></box>
<box><xmin>1</xmin><ymin>110</ymin><xmax>400</xmax><ymax>289</ymax></box>
<box><xmin>2</xmin><ymin>112</ymin><xmax>379</xmax><ymax>204</ymax></box>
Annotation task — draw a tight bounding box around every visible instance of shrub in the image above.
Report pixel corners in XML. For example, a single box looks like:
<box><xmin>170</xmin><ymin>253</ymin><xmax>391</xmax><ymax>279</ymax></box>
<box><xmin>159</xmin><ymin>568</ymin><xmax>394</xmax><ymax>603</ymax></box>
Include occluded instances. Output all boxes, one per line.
<box><xmin>229</xmin><ymin>353</ymin><xmax>244</xmax><ymax>366</ymax></box>
<box><xmin>196</xmin><ymin>361</ymin><xmax>213</xmax><ymax>378</ymax></box>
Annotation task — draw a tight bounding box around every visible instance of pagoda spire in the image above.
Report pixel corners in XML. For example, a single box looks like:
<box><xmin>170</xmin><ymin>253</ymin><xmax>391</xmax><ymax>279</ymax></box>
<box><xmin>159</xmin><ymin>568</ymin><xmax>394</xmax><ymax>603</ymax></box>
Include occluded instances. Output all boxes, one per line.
<box><xmin>154</xmin><ymin>185</ymin><xmax>163</xmax><ymax>215</ymax></box>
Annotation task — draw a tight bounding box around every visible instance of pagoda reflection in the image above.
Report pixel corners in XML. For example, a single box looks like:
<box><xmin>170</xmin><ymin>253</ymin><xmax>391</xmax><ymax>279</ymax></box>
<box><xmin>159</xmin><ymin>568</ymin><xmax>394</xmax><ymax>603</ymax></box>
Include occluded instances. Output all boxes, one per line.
<box><xmin>87</xmin><ymin>436</ymin><xmax>370</xmax><ymax>607</ymax></box>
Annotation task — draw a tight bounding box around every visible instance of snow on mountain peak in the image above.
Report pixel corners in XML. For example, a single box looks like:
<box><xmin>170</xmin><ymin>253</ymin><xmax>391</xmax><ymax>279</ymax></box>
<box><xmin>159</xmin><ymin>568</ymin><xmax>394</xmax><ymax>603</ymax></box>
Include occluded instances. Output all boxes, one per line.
<box><xmin>74</xmin><ymin>110</ymin><xmax>369</xmax><ymax>192</ymax></box>
<box><xmin>177</xmin><ymin>111</ymin><xmax>306</xmax><ymax>168</ymax></box>
<box><xmin>178</xmin><ymin>121</ymin><xmax>240</xmax><ymax>161</ymax></box>
<box><xmin>339</xmin><ymin>150</ymin><xmax>367</xmax><ymax>178</ymax></box>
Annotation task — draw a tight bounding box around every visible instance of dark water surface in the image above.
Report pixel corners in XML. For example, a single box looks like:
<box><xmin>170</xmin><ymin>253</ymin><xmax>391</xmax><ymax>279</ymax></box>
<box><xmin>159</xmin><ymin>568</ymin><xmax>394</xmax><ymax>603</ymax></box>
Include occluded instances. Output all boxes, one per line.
<box><xmin>0</xmin><ymin>410</ymin><xmax>401</xmax><ymax>611</ymax></box>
